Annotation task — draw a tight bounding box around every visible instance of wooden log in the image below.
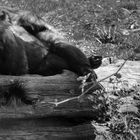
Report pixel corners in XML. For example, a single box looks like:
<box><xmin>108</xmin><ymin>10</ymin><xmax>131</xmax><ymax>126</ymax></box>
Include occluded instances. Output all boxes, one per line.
<box><xmin>0</xmin><ymin>60</ymin><xmax>139</xmax><ymax>120</ymax></box>
<box><xmin>0</xmin><ymin>71</ymin><xmax>99</xmax><ymax>119</ymax></box>
<box><xmin>0</xmin><ymin>70</ymin><xmax>98</xmax><ymax>139</ymax></box>
<box><xmin>0</xmin><ymin>71</ymin><xmax>97</xmax><ymax>140</ymax></box>
<box><xmin>0</xmin><ymin>117</ymin><xmax>96</xmax><ymax>140</ymax></box>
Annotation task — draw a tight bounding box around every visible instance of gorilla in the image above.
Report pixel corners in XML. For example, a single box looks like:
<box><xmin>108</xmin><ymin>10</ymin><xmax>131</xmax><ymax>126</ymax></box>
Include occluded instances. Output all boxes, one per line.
<box><xmin>0</xmin><ymin>9</ymin><xmax>102</xmax><ymax>78</ymax></box>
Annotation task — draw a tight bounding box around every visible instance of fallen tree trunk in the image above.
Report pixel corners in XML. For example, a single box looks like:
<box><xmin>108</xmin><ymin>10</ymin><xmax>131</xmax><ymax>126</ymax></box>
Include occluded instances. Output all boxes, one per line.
<box><xmin>0</xmin><ymin>60</ymin><xmax>139</xmax><ymax>119</ymax></box>
<box><xmin>0</xmin><ymin>118</ymin><xmax>96</xmax><ymax>140</ymax></box>
<box><xmin>0</xmin><ymin>71</ymin><xmax>97</xmax><ymax>139</ymax></box>
<box><xmin>0</xmin><ymin>71</ymin><xmax>98</xmax><ymax>119</ymax></box>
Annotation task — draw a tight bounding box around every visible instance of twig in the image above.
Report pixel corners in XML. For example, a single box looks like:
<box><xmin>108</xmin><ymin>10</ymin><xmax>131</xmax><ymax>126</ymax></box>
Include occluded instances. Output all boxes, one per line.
<box><xmin>48</xmin><ymin>59</ymin><xmax>128</xmax><ymax>106</ymax></box>
<box><xmin>129</xmin><ymin>129</ymin><xmax>138</xmax><ymax>140</ymax></box>
<box><xmin>79</xmin><ymin>59</ymin><xmax>127</xmax><ymax>98</ymax></box>
<box><xmin>48</xmin><ymin>96</ymin><xmax>78</xmax><ymax>106</ymax></box>
<box><xmin>121</xmin><ymin>28</ymin><xmax>140</xmax><ymax>35</ymax></box>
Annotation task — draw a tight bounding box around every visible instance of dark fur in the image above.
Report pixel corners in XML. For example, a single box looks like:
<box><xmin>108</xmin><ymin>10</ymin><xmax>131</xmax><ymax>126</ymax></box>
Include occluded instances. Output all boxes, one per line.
<box><xmin>0</xmin><ymin>20</ymin><xmax>48</xmax><ymax>75</ymax></box>
<box><xmin>88</xmin><ymin>56</ymin><xmax>102</xmax><ymax>69</ymax></box>
<box><xmin>0</xmin><ymin>21</ymin><xmax>28</xmax><ymax>75</ymax></box>
<box><xmin>0</xmin><ymin>10</ymin><xmax>101</xmax><ymax>78</ymax></box>
<box><xmin>15</xmin><ymin>12</ymin><xmax>100</xmax><ymax>77</ymax></box>
<box><xmin>0</xmin><ymin>80</ymin><xmax>35</xmax><ymax>106</ymax></box>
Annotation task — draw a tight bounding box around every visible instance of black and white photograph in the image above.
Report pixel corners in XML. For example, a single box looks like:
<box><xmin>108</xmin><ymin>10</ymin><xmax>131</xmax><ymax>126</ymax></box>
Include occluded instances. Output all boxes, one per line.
<box><xmin>0</xmin><ymin>0</ymin><xmax>140</xmax><ymax>139</ymax></box>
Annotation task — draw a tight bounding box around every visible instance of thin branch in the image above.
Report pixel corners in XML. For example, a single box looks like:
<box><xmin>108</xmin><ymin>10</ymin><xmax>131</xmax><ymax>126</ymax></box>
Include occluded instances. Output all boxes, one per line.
<box><xmin>79</xmin><ymin>59</ymin><xmax>127</xmax><ymax>98</ymax></box>
<box><xmin>103</xmin><ymin>25</ymin><xmax>107</xmax><ymax>35</ymax></box>
<box><xmin>129</xmin><ymin>129</ymin><xmax>138</xmax><ymax>140</ymax></box>
<box><xmin>48</xmin><ymin>59</ymin><xmax>128</xmax><ymax>106</ymax></box>
<box><xmin>121</xmin><ymin>28</ymin><xmax>140</xmax><ymax>35</ymax></box>
<box><xmin>48</xmin><ymin>96</ymin><xmax>78</xmax><ymax>106</ymax></box>
<box><xmin>95</xmin><ymin>37</ymin><xmax>103</xmax><ymax>44</ymax></box>
<box><xmin>115</xmin><ymin>59</ymin><xmax>127</xmax><ymax>74</ymax></box>
<box><xmin>108</xmin><ymin>26</ymin><xmax>111</xmax><ymax>38</ymax></box>
<box><xmin>127</xmin><ymin>28</ymin><xmax>140</xmax><ymax>33</ymax></box>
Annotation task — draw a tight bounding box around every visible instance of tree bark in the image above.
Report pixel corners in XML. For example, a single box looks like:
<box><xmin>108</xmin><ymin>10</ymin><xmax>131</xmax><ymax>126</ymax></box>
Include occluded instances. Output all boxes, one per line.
<box><xmin>0</xmin><ymin>71</ymin><xmax>97</xmax><ymax>139</ymax></box>
<box><xmin>0</xmin><ymin>71</ymin><xmax>98</xmax><ymax>119</ymax></box>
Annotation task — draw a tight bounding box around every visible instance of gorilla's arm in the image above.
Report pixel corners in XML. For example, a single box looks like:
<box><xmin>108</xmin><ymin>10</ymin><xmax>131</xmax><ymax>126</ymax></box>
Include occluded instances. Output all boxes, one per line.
<box><xmin>37</xmin><ymin>53</ymin><xmax>69</xmax><ymax>76</ymax></box>
<box><xmin>18</xmin><ymin>17</ymin><xmax>46</xmax><ymax>36</ymax></box>
<box><xmin>47</xmin><ymin>41</ymin><xmax>92</xmax><ymax>76</ymax></box>
<box><xmin>0</xmin><ymin>22</ymin><xmax>28</xmax><ymax>75</ymax></box>
<box><xmin>15</xmin><ymin>11</ymin><xmax>47</xmax><ymax>36</ymax></box>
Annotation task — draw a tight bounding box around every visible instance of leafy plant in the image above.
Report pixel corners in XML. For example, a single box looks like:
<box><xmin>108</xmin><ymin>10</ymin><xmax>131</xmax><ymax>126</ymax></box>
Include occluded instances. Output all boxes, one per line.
<box><xmin>92</xmin><ymin>76</ymin><xmax>140</xmax><ymax>140</ymax></box>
